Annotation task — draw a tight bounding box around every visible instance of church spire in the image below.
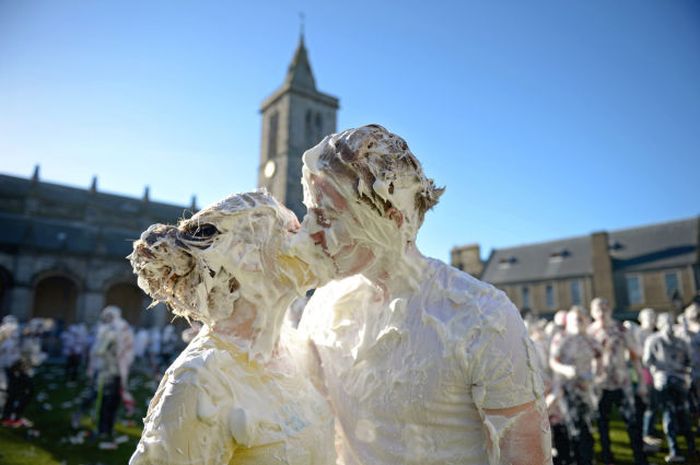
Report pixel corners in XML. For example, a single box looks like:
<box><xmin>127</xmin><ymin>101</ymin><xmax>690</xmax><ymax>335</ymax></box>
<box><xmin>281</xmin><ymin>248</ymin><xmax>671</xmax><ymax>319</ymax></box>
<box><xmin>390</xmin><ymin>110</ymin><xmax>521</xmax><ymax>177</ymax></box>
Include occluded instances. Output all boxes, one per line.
<box><xmin>285</xmin><ymin>30</ymin><xmax>316</xmax><ymax>91</ymax></box>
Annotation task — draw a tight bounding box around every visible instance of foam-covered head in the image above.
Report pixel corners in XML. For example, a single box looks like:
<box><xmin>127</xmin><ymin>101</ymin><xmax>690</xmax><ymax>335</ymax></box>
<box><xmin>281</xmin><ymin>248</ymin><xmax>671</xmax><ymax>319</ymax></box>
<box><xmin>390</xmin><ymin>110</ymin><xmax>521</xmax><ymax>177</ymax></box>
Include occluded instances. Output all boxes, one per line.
<box><xmin>130</xmin><ymin>190</ymin><xmax>312</xmax><ymax>327</ymax></box>
<box><xmin>303</xmin><ymin>124</ymin><xmax>442</xmax><ymax>238</ymax></box>
<box><xmin>657</xmin><ymin>312</ymin><xmax>672</xmax><ymax>333</ymax></box>
<box><xmin>553</xmin><ymin>310</ymin><xmax>568</xmax><ymax>327</ymax></box>
<box><xmin>638</xmin><ymin>307</ymin><xmax>656</xmax><ymax>329</ymax></box>
<box><xmin>101</xmin><ymin>305</ymin><xmax>122</xmax><ymax>323</ymax></box>
<box><xmin>566</xmin><ymin>307</ymin><xmax>586</xmax><ymax>335</ymax></box>
<box><xmin>298</xmin><ymin>124</ymin><xmax>443</xmax><ymax>279</ymax></box>
<box><xmin>591</xmin><ymin>297</ymin><xmax>611</xmax><ymax>322</ymax></box>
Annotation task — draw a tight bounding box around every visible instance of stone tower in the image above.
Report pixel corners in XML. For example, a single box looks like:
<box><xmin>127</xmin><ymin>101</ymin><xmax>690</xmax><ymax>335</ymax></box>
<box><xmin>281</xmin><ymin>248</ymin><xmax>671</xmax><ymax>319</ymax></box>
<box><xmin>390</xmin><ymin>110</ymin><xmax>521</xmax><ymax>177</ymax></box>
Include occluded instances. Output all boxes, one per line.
<box><xmin>258</xmin><ymin>35</ymin><xmax>339</xmax><ymax>219</ymax></box>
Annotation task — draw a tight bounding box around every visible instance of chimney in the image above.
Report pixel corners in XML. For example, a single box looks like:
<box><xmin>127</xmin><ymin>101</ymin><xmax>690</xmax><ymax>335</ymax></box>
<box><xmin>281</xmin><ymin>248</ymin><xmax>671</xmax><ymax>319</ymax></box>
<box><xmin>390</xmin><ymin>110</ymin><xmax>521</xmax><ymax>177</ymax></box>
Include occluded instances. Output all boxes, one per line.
<box><xmin>31</xmin><ymin>164</ymin><xmax>40</xmax><ymax>184</ymax></box>
<box><xmin>451</xmin><ymin>244</ymin><xmax>483</xmax><ymax>278</ymax></box>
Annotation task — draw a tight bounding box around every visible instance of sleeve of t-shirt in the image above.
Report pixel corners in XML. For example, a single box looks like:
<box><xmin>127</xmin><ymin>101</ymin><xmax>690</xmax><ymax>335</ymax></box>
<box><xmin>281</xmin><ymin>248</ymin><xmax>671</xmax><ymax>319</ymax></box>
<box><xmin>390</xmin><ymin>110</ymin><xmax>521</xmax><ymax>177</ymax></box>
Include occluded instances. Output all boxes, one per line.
<box><xmin>467</xmin><ymin>292</ymin><xmax>544</xmax><ymax>411</ymax></box>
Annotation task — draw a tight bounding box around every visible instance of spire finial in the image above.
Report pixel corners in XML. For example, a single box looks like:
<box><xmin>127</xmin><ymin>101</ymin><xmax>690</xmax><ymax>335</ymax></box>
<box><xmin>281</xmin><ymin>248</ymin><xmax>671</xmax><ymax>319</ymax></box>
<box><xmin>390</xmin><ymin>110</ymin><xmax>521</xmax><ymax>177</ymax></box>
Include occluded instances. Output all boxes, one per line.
<box><xmin>299</xmin><ymin>12</ymin><xmax>305</xmax><ymax>41</ymax></box>
<box><xmin>143</xmin><ymin>185</ymin><xmax>150</xmax><ymax>202</ymax></box>
<box><xmin>32</xmin><ymin>164</ymin><xmax>40</xmax><ymax>184</ymax></box>
<box><xmin>190</xmin><ymin>194</ymin><xmax>197</xmax><ymax>211</ymax></box>
<box><xmin>90</xmin><ymin>175</ymin><xmax>98</xmax><ymax>193</ymax></box>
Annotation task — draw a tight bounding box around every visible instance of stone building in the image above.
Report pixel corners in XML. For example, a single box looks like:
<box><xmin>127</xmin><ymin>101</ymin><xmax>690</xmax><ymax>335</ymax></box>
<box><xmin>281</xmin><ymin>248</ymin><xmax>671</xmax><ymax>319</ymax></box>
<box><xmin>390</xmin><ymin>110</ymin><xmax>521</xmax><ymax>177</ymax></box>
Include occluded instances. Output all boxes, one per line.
<box><xmin>257</xmin><ymin>34</ymin><xmax>339</xmax><ymax>220</ymax></box>
<box><xmin>452</xmin><ymin>216</ymin><xmax>700</xmax><ymax>317</ymax></box>
<box><xmin>0</xmin><ymin>168</ymin><xmax>195</xmax><ymax>326</ymax></box>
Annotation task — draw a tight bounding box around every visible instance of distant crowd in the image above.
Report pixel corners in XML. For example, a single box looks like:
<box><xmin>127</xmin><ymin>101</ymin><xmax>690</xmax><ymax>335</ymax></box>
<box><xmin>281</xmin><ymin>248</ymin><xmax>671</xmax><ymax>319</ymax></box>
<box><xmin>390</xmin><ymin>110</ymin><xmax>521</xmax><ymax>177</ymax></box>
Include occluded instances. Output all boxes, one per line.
<box><xmin>528</xmin><ymin>295</ymin><xmax>700</xmax><ymax>465</ymax></box>
<box><xmin>0</xmin><ymin>306</ymin><xmax>197</xmax><ymax>450</ymax></box>
<box><xmin>2</xmin><ymin>296</ymin><xmax>699</xmax><ymax>461</ymax></box>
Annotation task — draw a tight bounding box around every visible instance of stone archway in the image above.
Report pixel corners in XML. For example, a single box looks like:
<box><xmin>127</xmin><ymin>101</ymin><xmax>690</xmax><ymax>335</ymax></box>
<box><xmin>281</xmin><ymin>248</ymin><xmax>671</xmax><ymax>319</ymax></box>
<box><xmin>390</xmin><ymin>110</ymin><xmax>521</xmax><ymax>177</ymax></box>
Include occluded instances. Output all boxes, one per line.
<box><xmin>105</xmin><ymin>282</ymin><xmax>146</xmax><ymax>326</ymax></box>
<box><xmin>33</xmin><ymin>275</ymin><xmax>79</xmax><ymax>324</ymax></box>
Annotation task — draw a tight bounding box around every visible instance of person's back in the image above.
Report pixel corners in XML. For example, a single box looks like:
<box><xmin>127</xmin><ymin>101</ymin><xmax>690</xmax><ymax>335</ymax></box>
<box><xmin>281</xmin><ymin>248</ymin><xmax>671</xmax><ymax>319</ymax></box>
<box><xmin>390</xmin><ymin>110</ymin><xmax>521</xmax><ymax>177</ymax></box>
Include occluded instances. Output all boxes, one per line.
<box><xmin>302</xmin><ymin>256</ymin><xmax>543</xmax><ymax>465</ymax></box>
<box><xmin>644</xmin><ymin>329</ymin><xmax>689</xmax><ymax>389</ymax></box>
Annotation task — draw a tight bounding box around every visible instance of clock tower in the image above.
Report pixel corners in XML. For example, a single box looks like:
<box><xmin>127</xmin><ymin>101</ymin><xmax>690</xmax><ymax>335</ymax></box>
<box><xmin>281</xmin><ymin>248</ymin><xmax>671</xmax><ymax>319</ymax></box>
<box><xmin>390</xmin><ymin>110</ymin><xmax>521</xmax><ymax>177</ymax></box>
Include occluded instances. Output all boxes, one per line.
<box><xmin>258</xmin><ymin>35</ymin><xmax>339</xmax><ymax>220</ymax></box>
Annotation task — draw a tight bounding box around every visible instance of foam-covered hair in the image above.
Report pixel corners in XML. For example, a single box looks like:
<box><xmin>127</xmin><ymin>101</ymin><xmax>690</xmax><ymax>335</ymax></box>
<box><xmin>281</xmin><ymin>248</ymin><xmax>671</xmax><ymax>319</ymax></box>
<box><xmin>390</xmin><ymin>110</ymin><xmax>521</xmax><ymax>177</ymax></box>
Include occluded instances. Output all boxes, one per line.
<box><xmin>303</xmin><ymin>124</ymin><xmax>444</xmax><ymax>239</ymax></box>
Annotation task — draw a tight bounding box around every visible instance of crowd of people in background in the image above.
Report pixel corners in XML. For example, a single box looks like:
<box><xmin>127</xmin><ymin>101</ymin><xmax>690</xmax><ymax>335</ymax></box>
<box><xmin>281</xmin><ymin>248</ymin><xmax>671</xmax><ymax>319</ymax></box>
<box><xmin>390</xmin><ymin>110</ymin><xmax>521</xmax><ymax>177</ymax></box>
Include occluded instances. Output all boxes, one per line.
<box><xmin>528</xmin><ymin>294</ymin><xmax>700</xmax><ymax>465</ymax></box>
<box><xmin>2</xmin><ymin>295</ymin><xmax>700</xmax><ymax>460</ymax></box>
<box><xmin>0</xmin><ymin>305</ymin><xmax>196</xmax><ymax>450</ymax></box>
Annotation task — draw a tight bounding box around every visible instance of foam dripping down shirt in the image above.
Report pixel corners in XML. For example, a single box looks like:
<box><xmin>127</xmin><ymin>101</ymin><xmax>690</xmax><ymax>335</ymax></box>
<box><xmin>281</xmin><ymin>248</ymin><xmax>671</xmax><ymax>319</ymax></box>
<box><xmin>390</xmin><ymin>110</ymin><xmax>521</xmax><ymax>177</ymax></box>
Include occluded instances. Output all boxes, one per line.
<box><xmin>300</xmin><ymin>258</ymin><xmax>545</xmax><ymax>465</ymax></box>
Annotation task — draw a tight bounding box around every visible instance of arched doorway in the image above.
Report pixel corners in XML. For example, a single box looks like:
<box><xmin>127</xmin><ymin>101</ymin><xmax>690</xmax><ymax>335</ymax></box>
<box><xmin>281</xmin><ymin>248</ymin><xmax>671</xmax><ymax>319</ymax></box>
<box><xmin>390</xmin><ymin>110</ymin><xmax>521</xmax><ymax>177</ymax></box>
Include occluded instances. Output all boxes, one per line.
<box><xmin>105</xmin><ymin>282</ymin><xmax>145</xmax><ymax>326</ymax></box>
<box><xmin>33</xmin><ymin>275</ymin><xmax>79</xmax><ymax>324</ymax></box>
<box><xmin>0</xmin><ymin>267</ymin><xmax>12</xmax><ymax>318</ymax></box>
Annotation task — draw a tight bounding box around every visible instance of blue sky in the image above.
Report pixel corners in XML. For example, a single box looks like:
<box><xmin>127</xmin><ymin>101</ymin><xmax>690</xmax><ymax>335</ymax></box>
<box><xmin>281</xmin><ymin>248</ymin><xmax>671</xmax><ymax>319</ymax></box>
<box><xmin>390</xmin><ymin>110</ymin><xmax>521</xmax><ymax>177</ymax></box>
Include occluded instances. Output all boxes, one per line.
<box><xmin>1</xmin><ymin>0</ymin><xmax>699</xmax><ymax>262</ymax></box>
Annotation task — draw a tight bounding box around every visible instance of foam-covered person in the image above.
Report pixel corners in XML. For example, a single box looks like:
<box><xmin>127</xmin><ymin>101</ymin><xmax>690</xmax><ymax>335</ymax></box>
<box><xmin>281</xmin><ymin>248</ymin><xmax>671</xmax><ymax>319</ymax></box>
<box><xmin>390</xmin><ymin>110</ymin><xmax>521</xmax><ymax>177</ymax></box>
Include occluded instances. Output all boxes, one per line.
<box><xmin>635</xmin><ymin>308</ymin><xmax>663</xmax><ymax>448</ymax></box>
<box><xmin>549</xmin><ymin>306</ymin><xmax>601</xmax><ymax>465</ymax></box>
<box><xmin>644</xmin><ymin>312</ymin><xmax>695</xmax><ymax>463</ymax></box>
<box><xmin>586</xmin><ymin>297</ymin><xmax>648</xmax><ymax>465</ymax></box>
<box><xmin>128</xmin><ymin>191</ymin><xmax>334</xmax><ymax>465</ymax></box>
<box><xmin>678</xmin><ymin>303</ymin><xmax>700</xmax><ymax>422</ymax></box>
<box><xmin>93</xmin><ymin>307</ymin><xmax>125</xmax><ymax>449</ymax></box>
<box><xmin>294</xmin><ymin>125</ymin><xmax>551</xmax><ymax>465</ymax></box>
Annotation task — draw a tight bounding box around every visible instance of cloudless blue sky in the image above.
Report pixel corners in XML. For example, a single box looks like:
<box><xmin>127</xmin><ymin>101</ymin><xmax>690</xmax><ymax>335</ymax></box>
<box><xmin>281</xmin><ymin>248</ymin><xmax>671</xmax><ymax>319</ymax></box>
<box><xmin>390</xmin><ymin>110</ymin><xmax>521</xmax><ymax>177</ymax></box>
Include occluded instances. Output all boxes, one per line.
<box><xmin>1</xmin><ymin>0</ymin><xmax>699</xmax><ymax>262</ymax></box>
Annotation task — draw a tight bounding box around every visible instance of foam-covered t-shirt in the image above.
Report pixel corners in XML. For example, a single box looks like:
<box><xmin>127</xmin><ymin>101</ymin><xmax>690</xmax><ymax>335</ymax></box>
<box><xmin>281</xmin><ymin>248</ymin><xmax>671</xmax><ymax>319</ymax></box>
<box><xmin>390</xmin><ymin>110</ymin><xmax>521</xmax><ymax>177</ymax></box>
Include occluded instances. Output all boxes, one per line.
<box><xmin>130</xmin><ymin>327</ymin><xmax>335</xmax><ymax>465</ymax></box>
<box><xmin>300</xmin><ymin>258</ymin><xmax>544</xmax><ymax>465</ymax></box>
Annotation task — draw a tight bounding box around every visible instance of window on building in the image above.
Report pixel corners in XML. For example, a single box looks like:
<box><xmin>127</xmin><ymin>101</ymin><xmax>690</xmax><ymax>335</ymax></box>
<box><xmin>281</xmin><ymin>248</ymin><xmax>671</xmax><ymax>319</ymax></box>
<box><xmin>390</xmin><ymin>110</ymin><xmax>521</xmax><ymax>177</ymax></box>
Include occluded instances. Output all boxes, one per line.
<box><xmin>664</xmin><ymin>271</ymin><xmax>681</xmax><ymax>299</ymax></box>
<box><xmin>546</xmin><ymin>284</ymin><xmax>555</xmax><ymax>309</ymax></box>
<box><xmin>549</xmin><ymin>249</ymin><xmax>570</xmax><ymax>263</ymax></box>
<box><xmin>267</xmin><ymin>112</ymin><xmax>279</xmax><ymax>160</ymax></box>
<box><xmin>522</xmin><ymin>286</ymin><xmax>530</xmax><ymax>309</ymax></box>
<box><xmin>305</xmin><ymin>110</ymin><xmax>313</xmax><ymax>145</ymax></box>
<box><xmin>626</xmin><ymin>275</ymin><xmax>643</xmax><ymax>305</ymax></box>
<box><xmin>498</xmin><ymin>256</ymin><xmax>517</xmax><ymax>269</ymax></box>
<box><xmin>570</xmin><ymin>280</ymin><xmax>582</xmax><ymax>305</ymax></box>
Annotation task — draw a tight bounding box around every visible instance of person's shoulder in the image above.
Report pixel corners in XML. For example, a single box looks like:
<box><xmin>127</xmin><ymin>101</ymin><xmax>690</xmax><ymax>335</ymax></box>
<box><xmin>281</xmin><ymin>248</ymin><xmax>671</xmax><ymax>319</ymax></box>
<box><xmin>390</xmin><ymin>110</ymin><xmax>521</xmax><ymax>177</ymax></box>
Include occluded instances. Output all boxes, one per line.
<box><xmin>424</xmin><ymin>258</ymin><xmax>521</xmax><ymax>330</ymax></box>
<box><xmin>165</xmin><ymin>332</ymin><xmax>234</xmax><ymax>379</ymax></box>
<box><xmin>645</xmin><ymin>332</ymin><xmax>663</xmax><ymax>346</ymax></box>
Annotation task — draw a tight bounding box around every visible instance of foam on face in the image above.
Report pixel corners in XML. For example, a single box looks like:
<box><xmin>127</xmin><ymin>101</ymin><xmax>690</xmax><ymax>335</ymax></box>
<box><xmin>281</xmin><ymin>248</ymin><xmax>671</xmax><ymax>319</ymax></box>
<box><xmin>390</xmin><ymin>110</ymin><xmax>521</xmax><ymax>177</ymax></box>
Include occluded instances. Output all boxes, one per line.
<box><xmin>130</xmin><ymin>190</ymin><xmax>316</xmax><ymax>360</ymax></box>
<box><xmin>295</xmin><ymin>125</ymin><xmax>442</xmax><ymax>286</ymax></box>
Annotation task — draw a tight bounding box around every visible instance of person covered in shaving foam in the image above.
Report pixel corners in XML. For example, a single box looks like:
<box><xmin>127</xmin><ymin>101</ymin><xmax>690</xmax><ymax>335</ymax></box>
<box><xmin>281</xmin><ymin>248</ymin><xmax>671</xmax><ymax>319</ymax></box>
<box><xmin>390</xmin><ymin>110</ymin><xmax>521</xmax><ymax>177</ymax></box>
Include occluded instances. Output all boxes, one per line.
<box><xmin>294</xmin><ymin>124</ymin><xmax>552</xmax><ymax>465</ymax></box>
<box><xmin>128</xmin><ymin>191</ymin><xmax>335</xmax><ymax>465</ymax></box>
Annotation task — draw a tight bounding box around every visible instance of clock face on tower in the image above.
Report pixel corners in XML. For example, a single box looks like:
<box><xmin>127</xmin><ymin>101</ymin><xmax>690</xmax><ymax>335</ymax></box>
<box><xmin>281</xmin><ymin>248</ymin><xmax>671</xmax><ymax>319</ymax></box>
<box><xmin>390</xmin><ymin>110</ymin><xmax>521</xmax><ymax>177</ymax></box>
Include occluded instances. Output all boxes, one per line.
<box><xmin>263</xmin><ymin>160</ymin><xmax>276</xmax><ymax>178</ymax></box>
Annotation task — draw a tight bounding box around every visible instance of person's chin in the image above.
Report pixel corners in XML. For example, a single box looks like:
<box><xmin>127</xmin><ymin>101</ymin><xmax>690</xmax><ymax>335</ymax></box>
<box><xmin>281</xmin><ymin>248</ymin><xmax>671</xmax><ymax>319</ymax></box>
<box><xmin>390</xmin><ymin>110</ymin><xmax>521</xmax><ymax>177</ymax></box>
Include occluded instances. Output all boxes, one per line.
<box><xmin>307</xmin><ymin>248</ymin><xmax>338</xmax><ymax>286</ymax></box>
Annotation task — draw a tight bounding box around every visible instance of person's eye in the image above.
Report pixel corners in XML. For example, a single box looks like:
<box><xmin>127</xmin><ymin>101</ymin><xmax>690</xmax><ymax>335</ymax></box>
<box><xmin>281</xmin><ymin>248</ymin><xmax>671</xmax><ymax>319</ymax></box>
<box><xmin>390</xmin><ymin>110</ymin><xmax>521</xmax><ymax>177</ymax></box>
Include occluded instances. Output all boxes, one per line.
<box><xmin>181</xmin><ymin>223</ymin><xmax>219</xmax><ymax>240</ymax></box>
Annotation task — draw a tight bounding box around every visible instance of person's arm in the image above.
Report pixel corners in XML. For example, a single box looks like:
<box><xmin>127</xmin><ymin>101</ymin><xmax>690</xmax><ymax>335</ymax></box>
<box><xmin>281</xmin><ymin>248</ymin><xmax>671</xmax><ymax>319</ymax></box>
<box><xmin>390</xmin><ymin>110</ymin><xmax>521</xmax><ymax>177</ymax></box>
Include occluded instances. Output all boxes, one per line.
<box><xmin>467</xmin><ymin>293</ymin><xmax>552</xmax><ymax>465</ymax></box>
<box><xmin>548</xmin><ymin>340</ymin><xmax>575</xmax><ymax>380</ymax></box>
<box><xmin>483</xmin><ymin>401</ymin><xmax>551</xmax><ymax>465</ymax></box>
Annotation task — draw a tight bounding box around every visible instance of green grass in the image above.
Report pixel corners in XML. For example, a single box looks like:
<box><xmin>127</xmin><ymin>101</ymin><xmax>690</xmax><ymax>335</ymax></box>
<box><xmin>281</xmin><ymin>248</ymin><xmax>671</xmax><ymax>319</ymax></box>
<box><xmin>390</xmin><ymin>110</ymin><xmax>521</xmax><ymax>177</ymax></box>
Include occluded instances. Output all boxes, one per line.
<box><xmin>2</xmin><ymin>362</ymin><xmax>699</xmax><ymax>464</ymax></box>
<box><xmin>0</xmin><ymin>361</ymin><xmax>158</xmax><ymax>465</ymax></box>
<box><xmin>591</xmin><ymin>413</ymin><xmax>698</xmax><ymax>465</ymax></box>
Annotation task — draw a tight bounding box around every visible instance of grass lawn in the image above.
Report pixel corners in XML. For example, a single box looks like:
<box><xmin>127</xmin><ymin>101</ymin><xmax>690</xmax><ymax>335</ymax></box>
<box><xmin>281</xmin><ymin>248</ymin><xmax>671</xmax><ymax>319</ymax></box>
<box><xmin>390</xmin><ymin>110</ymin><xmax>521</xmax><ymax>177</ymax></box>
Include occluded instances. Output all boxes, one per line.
<box><xmin>0</xmin><ymin>361</ymin><xmax>158</xmax><ymax>465</ymax></box>
<box><xmin>1</xmin><ymin>361</ymin><xmax>698</xmax><ymax>464</ymax></box>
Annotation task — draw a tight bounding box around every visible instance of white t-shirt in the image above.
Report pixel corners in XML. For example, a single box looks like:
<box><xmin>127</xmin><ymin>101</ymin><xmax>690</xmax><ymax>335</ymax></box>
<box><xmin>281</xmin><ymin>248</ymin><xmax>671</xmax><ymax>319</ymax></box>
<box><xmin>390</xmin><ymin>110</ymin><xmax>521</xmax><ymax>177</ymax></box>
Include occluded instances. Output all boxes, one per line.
<box><xmin>300</xmin><ymin>258</ymin><xmax>544</xmax><ymax>465</ymax></box>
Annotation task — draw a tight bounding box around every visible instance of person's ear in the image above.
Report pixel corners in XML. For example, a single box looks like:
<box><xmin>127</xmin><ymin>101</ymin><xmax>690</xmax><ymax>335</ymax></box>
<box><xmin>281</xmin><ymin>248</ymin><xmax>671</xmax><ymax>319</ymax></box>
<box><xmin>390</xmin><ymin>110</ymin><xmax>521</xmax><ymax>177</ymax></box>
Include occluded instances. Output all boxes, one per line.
<box><xmin>386</xmin><ymin>207</ymin><xmax>403</xmax><ymax>228</ymax></box>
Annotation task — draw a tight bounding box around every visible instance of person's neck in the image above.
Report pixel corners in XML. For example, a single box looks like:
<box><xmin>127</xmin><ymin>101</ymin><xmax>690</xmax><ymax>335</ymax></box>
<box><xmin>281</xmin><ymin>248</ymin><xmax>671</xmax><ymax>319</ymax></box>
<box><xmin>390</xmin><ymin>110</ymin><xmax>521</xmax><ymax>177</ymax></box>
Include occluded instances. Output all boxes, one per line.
<box><xmin>363</xmin><ymin>242</ymin><xmax>429</xmax><ymax>301</ymax></box>
<box><xmin>211</xmin><ymin>290</ymin><xmax>299</xmax><ymax>363</ymax></box>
